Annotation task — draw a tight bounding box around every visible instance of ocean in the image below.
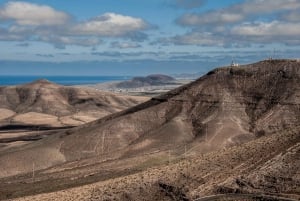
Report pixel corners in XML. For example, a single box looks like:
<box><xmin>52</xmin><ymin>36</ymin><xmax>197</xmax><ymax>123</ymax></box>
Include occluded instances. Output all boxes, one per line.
<box><xmin>0</xmin><ymin>76</ymin><xmax>132</xmax><ymax>86</ymax></box>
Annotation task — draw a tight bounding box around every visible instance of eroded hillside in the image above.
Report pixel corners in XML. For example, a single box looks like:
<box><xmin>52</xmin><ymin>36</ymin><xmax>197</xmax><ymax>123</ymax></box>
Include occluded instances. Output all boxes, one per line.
<box><xmin>0</xmin><ymin>79</ymin><xmax>148</xmax><ymax>127</ymax></box>
<box><xmin>0</xmin><ymin>59</ymin><xmax>299</xmax><ymax>200</ymax></box>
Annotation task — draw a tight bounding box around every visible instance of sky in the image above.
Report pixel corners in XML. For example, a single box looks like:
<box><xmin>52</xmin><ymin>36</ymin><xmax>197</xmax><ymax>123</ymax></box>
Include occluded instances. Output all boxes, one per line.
<box><xmin>0</xmin><ymin>0</ymin><xmax>300</xmax><ymax>75</ymax></box>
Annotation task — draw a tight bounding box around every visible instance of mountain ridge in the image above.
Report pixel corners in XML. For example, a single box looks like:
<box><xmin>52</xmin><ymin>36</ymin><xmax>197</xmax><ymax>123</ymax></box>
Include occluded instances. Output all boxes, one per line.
<box><xmin>0</xmin><ymin>59</ymin><xmax>299</xmax><ymax>200</ymax></box>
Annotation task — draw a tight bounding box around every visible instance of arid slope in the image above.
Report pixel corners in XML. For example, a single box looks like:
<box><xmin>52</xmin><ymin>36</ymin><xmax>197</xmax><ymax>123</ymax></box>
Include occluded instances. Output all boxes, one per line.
<box><xmin>0</xmin><ymin>60</ymin><xmax>299</xmax><ymax>200</ymax></box>
<box><xmin>0</xmin><ymin>79</ymin><xmax>148</xmax><ymax>127</ymax></box>
<box><xmin>8</xmin><ymin>125</ymin><xmax>300</xmax><ymax>201</ymax></box>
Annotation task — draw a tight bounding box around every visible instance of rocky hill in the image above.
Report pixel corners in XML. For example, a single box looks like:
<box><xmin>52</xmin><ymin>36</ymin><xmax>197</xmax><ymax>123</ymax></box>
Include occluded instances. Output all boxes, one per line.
<box><xmin>116</xmin><ymin>74</ymin><xmax>175</xmax><ymax>88</ymax></box>
<box><xmin>0</xmin><ymin>59</ymin><xmax>299</xmax><ymax>200</ymax></box>
<box><xmin>0</xmin><ymin>79</ymin><xmax>148</xmax><ymax>127</ymax></box>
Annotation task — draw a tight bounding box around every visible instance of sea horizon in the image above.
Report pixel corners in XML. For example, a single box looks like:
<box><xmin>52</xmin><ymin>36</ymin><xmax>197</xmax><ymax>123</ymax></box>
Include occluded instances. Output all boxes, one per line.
<box><xmin>0</xmin><ymin>75</ymin><xmax>133</xmax><ymax>86</ymax></box>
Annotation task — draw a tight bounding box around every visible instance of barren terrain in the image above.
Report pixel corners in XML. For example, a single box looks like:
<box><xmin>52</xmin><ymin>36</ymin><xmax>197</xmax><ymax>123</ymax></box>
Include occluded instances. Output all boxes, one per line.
<box><xmin>0</xmin><ymin>79</ymin><xmax>148</xmax><ymax>127</ymax></box>
<box><xmin>0</xmin><ymin>59</ymin><xmax>299</xmax><ymax>201</ymax></box>
<box><xmin>0</xmin><ymin>80</ymin><xmax>148</xmax><ymax>154</ymax></box>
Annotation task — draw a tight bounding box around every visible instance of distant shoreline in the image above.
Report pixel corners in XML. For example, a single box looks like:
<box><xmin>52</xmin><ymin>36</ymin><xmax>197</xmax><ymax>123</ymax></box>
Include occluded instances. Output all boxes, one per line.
<box><xmin>0</xmin><ymin>75</ymin><xmax>133</xmax><ymax>86</ymax></box>
<box><xmin>0</xmin><ymin>76</ymin><xmax>197</xmax><ymax>86</ymax></box>
<box><xmin>80</xmin><ymin>79</ymin><xmax>194</xmax><ymax>97</ymax></box>
<box><xmin>0</xmin><ymin>75</ymin><xmax>195</xmax><ymax>97</ymax></box>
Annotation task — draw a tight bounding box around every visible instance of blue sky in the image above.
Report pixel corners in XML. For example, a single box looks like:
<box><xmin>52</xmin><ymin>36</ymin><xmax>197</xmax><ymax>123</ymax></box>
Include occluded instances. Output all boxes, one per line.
<box><xmin>0</xmin><ymin>0</ymin><xmax>300</xmax><ymax>75</ymax></box>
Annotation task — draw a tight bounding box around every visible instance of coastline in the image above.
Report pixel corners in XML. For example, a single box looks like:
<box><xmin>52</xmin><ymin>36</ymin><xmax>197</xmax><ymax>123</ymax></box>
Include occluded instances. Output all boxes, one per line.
<box><xmin>77</xmin><ymin>79</ymin><xmax>194</xmax><ymax>97</ymax></box>
<box><xmin>0</xmin><ymin>75</ymin><xmax>195</xmax><ymax>97</ymax></box>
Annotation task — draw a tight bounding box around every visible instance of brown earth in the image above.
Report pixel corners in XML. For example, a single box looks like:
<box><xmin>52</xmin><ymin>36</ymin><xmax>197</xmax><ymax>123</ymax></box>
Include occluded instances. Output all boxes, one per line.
<box><xmin>0</xmin><ymin>59</ymin><xmax>299</xmax><ymax>200</ymax></box>
<box><xmin>0</xmin><ymin>79</ymin><xmax>148</xmax><ymax>127</ymax></box>
<box><xmin>7</xmin><ymin>125</ymin><xmax>300</xmax><ymax>201</ymax></box>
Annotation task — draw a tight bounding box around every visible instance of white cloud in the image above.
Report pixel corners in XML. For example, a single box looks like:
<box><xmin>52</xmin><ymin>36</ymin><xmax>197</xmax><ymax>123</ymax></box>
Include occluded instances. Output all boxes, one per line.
<box><xmin>0</xmin><ymin>1</ymin><xmax>70</xmax><ymax>26</ymax></box>
<box><xmin>169</xmin><ymin>32</ymin><xmax>224</xmax><ymax>46</ymax></box>
<box><xmin>39</xmin><ymin>36</ymin><xmax>102</xmax><ymax>49</ymax></box>
<box><xmin>178</xmin><ymin>12</ymin><xmax>244</xmax><ymax>26</ymax></box>
<box><xmin>232</xmin><ymin>21</ymin><xmax>300</xmax><ymax>37</ymax></box>
<box><xmin>110</xmin><ymin>41</ymin><xmax>141</xmax><ymax>49</ymax></box>
<box><xmin>161</xmin><ymin>20</ymin><xmax>300</xmax><ymax>47</ymax></box>
<box><xmin>238</xmin><ymin>0</ymin><xmax>300</xmax><ymax>14</ymax></box>
<box><xmin>171</xmin><ymin>0</ymin><xmax>300</xmax><ymax>47</ymax></box>
<box><xmin>72</xmin><ymin>13</ymin><xmax>147</xmax><ymax>36</ymax></box>
<box><xmin>177</xmin><ymin>0</ymin><xmax>300</xmax><ymax>26</ymax></box>
<box><xmin>0</xmin><ymin>2</ymin><xmax>150</xmax><ymax>48</ymax></box>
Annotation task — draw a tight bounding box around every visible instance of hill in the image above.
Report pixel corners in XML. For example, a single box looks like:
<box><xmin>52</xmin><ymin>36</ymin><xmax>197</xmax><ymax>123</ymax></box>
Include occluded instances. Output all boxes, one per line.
<box><xmin>0</xmin><ymin>79</ymin><xmax>148</xmax><ymax>127</ymax></box>
<box><xmin>0</xmin><ymin>59</ymin><xmax>299</xmax><ymax>200</ymax></box>
<box><xmin>116</xmin><ymin>74</ymin><xmax>175</xmax><ymax>88</ymax></box>
<box><xmin>8</xmin><ymin>125</ymin><xmax>300</xmax><ymax>201</ymax></box>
